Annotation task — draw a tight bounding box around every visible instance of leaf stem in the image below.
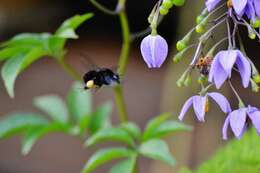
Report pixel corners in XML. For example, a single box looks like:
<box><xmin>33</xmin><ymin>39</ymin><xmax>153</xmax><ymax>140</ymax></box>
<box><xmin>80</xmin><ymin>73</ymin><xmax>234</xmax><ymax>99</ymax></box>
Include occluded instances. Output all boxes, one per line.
<box><xmin>58</xmin><ymin>59</ymin><xmax>81</xmax><ymax>81</ymax></box>
<box><xmin>113</xmin><ymin>10</ymin><xmax>130</xmax><ymax>123</ymax></box>
<box><xmin>89</xmin><ymin>0</ymin><xmax>119</xmax><ymax>15</ymax></box>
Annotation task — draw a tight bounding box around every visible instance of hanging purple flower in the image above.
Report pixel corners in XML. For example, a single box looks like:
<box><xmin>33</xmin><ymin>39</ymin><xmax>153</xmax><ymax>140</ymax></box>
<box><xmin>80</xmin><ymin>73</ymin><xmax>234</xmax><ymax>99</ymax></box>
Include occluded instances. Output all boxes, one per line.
<box><xmin>230</xmin><ymin>0</ymin><xmax>260</xmax><ymax>21</ymax></box>
<box><xmin>140</xmin><ymin>34</ymin><xmax>168</xmax><ymax>68</ymax></box>
<box><xmin>208</xmin><ymin>50</ymin><xmax>251</xmax><ymax>89</ymax></box>
<box><xmin>179</xmin><ymin>92</ymin><xmax>231</xmax><ymax>122</ymax></box>
<box><xmin>206</xmin><ymin>0</ymin><xmax>221</xmax><ymax>12</ymax></box>
<box><xmin>205</xmin><ymin>0</ymin><xmax>260</xmax><ymax>21</ymax></box>
<box><xmin>222</xmin><ymin>105</ymin><xmax>260</xmax><ymax>139</ymax></box>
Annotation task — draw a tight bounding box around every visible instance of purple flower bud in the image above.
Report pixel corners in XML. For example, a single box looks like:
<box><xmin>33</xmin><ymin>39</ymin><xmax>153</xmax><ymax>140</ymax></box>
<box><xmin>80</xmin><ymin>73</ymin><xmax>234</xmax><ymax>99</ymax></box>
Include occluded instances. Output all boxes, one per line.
<box><xmin>140</xmin><ymin>34</ymin><xmax>168</xmax><ymax>68</ymax></box>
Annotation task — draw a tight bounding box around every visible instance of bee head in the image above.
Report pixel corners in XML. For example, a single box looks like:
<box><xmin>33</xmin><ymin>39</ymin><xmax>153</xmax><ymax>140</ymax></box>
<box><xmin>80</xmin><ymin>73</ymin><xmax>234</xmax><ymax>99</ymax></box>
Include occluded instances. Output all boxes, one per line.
<box><xmin>113</xmin><ymin>74</ymin><xmax>120</xmax><ymax>83</ymax></box>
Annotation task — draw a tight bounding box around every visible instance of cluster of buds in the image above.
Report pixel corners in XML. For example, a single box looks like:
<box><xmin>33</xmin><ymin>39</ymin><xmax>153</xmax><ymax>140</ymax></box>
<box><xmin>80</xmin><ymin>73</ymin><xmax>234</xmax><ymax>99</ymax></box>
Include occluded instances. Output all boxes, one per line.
<box><xmin>174</xmin><ymin>0</ymin><xmax>260</xmax><ymax>139</ymax></box>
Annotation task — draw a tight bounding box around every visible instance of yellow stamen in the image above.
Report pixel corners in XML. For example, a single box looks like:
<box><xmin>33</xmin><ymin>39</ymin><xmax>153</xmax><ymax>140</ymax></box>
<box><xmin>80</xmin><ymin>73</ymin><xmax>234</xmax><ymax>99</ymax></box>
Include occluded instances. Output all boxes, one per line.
<box><xmin>205</xmin><ymin>98</ymin><xmax>209</xmax><ymax>113</ymax></box>
<box><xmin>86</xmin><ymin>80</ymin><xmax>95</xmax><ymax>89</ymax></box>
<box><xmin>227</xmin><ymin>0</ymin><xmax>233</xmax><ymax>8</ymax></box>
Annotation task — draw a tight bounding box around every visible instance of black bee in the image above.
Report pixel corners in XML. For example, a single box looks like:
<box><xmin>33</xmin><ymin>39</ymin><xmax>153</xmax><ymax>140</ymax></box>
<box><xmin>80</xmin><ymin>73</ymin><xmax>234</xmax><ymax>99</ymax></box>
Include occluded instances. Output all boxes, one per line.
<box><xmin>83</xmin><ymin>68</ymin><xmax>120</xmax><ymax>90</ymax></box>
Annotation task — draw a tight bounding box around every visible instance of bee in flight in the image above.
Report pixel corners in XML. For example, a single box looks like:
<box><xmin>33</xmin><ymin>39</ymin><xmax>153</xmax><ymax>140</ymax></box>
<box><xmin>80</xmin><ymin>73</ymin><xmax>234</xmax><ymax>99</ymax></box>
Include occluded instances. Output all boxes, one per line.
<box><xmin>83</xmin><ymin>68</ymin><xmax>120</xmax><ymax>90</ymax></box>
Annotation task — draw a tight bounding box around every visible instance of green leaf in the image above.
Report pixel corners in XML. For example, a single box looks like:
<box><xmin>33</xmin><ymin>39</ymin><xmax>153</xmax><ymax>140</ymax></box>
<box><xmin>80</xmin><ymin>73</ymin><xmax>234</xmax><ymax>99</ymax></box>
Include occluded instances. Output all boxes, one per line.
<box><xmin>188</xmin><ymin>129</ymin><xmax>260</xmax><ymax>173</ymax></box>
<box><xmin>88</xmin><ymin>102</ymin><xmax>112</xmax><ymax>134</ymax></box>
<box><xmin>67</xmin><ymin>82</ymin><xmax>92</xmax><ymax>123</ymax></box>
<box><xmin>0</xmin><ymin>113</ymin><xmax>48</xmax><ymax>138</ymax></box>
<box><xmin>85</xmin><ymin>127</ymin><xmax>135</xmax><ymax>147</ymax></box>
<box><xmin>139</xmin><ymin>139</ymin><xmax>176</xmax><ymax>166</ymax></box>
<box><xmin>56</xmin><ymin>28</ymin><xmax>78</xmax><ymax>39</ymax></box>
<box><xmin>109</xmin><ymin>156</ymin><xmax>137</xmax><ymax>173</ymax></box>
<box><xmin>1</xmin><ymin>54</ymin><xmax>26</xmax><ymax>98</ymax></box>
<box><xmin>2</xmin><ymin>33</ymin><xmax>51</xmax><ymax>48</ymax></box>
<box><xmin>143</xmin><ymin>121</ymin><xmax>192</xmax><ymax>140</ymax></box>
<box><xmin>142</xmin><ymin>112</ymin><xmax>171</xmax><ymax>141</ymax></box>
<box><xmin>0</xmin><ymin>47</ymin><xmax>29</xmax><ymax>61</ymax></box>
<box><xmin>82</xmin><ymin>147</ymin><xmax>135</xmax><ymax>173</ymax></box>
<box><xmin>20</xmin><ymin>47</ymin><xmax>47</xmax><ymax>71</ymax></box>
<box><xmin>120</xmin><ymin>122</ymin><xmax>141</xmax><ymax>140</ymax></box>
<box><xmin>55</xmin><ymin>13</ymin><xmax>94</xmax><ymax>39</ymax></box>
<box><xmin>33</xmin><ymin>95</ymin><xmax>69</xmax><ymax>124</ymax></box>
<box><xmin>21</xmin><ymin>122</ymin><xmax>70</xmax><ymax>155</ymax></box>
<box><xmin>1</xmin><ymin>47</ymin><xmax>48</xmax><ymax>98</ymax></box>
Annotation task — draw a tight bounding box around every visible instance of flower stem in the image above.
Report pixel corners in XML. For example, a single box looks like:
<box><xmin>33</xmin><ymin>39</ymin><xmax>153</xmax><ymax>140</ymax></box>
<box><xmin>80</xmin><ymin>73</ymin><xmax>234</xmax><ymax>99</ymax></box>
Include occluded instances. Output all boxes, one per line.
<box><xmin>117</xmin><ymin>11</ymin><xmax>131</xmax><ymax>75</ymax></box>
<box><xmin>228</xmin><ymin>80</ymin><xmax>245</xmax><ymax>107</ymax></box>
<box><xmin>58</xmin><ymin>59</ymin><xmax>81</xmax><ymax>81</ymax></box>
<box><xmin>89</xmin><ymin>0</ymin><xmax>119</xmax><ymax>15</ymax></box>
<box><xmin>113</xmin><ymin>10</ymin><xmax>131</xmax><ymax>123</ymax></box>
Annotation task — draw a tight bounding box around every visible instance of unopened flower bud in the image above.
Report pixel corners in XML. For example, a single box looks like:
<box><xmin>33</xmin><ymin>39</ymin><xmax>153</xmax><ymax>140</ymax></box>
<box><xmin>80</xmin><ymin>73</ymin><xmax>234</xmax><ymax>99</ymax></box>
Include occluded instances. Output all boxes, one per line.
<box><xmin>177</xmin><ymin>70</ymin><xmax>190</xmax><ymax>87</ymax></box>
<box><xmin>253</xmin><ymin>75</ymin><xmax>260</xmax><ymax>83</ymax></box>
<box><xmin>176</xmin><ymin>40</ymin><xmax>187</xmax><ymax>51</ymax></box>
<box><xmin>197</xmin><ymin>75</ymin><xmax>207</xmax><ymax>84</ymax></box>
<box><xmin>247</xmin><ymin>25</ymin><xmax>256</xmax><ymax>39</ymax></box>
<box><xmin>162</xmin><ymin>0</ymin><xmax>173</xmax><ymax>9</ymax></box>
<box><xmin>196</xmin><ymin>24</ymin><xmax>205</xmax><ymax>33</ymax></box>
<box><xmin>176</xmin><ymin>30</ymin><xmax>193</xmax><ymax>51</ymax></box>
<box><xmin>184</xmin><ymin>75</ymin><xmax>192</xmax><ymax>86</ymax></box>
<box><xmin>251</xmin><ymin>19</ymin><xmax>260</xmax><ymax>28</ymax></box>
<box><xmin>177</xmin><ymin>79</ymin><xmax>185</xmax><ymax>87</ymax></box>
<box><xmin>251</xmin><ymin>80</ymin><xmax>259</xmax><ymax>92</ymax></box>
<box><xmin>173</xmin><ymin>51</ymin><xmax>184</xmax><ymax>63</ymax></box>
<box><xmin>160</xmin><ymin>6</ymin><xmax>169</xmax><ymax>15</ymax></box>
<box><xmin>196</xmin><ymin>15</ymin><xmax>204</xmax><ymax>24</ymax></box>
<box><xmin>141</xmin><ymin>34</ymin><xmax>168</xmax><ymax>68</ymax></box>
<box><xmin>172</xmin><ymin>0</ymin><xmax>185</xmax><ymax>6</ymax></box>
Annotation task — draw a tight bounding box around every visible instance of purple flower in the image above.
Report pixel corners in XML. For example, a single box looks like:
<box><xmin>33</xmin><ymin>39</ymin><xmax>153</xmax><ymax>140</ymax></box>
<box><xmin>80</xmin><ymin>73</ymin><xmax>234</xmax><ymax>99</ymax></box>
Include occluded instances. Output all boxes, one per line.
<box><xmin>205</xmin><ymin>0</ymin><xmax>260</xmax><ymax>21</ymax></box>
<box><xmin>208</xmin><ymin>50</ymin><xmax>251</xmax><ymax>89</ymax></box>
<box><xmin>140</xmin><ymin>34</ymin><xmax>168</xmax><ymax>68</ymax></box>
<box><xmin>231</xmin><ymin>0</ymin><xmax>260</xmax><ymax>21</ymax></box>
<box><xmin>222</xmin><ymin>105</ymin><xmax>260</xmax><ymax>139</ymax></box>
<box><xmin>179</xmin><ymin>92</ymin><xmax>231</xmax><ymax>122</ymax></box>
<box><xmin>206</xmin><ymin>0</ymin><xmax>221</xmax><ymax>12</ymax></box>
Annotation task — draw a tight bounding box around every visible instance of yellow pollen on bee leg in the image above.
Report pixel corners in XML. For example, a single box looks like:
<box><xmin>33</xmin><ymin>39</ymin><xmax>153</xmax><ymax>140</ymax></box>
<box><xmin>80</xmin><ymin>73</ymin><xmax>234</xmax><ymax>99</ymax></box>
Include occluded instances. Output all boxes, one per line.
<box><xmin>227</xmin><ymin>0</ymin><xmax>233</xmax><ymax>8</ymax></box>
<box><xmin>205</xmin><ymin>98</ymin><xmax>209</xmax><ymax>113</ymax></box>
<box><xmin>86</xmin><ymin>80</ymin><xmax>95</xmax><ymax>89</ymax></box>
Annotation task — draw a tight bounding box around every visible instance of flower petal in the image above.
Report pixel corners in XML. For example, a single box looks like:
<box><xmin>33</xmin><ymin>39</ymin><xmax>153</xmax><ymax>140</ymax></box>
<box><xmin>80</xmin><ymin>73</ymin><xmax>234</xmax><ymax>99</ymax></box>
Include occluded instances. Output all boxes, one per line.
<box><xmin>192</xmin><ymin>96</ymin><xmax>207</xmax><ymax>122</ymax></box>
<box><xmin>230</xmin><ymin>108</ymin><xmax>247</xmax><ymax>138</ymax></box>
<box><xmin>254</xmin><ymin>0</ymin><xmax>260</xmax><ymax>17</ymax></box>
<box><xmin>141</xmin><ymin>35</ymin><xmax>153</xmax><ymax>68</ymax></box>
<box><xmin>206</xmin><ymin>0</ymin><xmax>221</xmax><ymax>12</ymax></box>
<box><xmin>222</xmin><ymin>115</ymin><xmax>231</xmax><ymax>140</ymax></box>
<box><xmin>213</xmin><ymin>62</ymin><xmax>229</xmax><ymax>89</ymax></box>
<box><xmin>208</xmin><ymin>54</ymin><xmax>218</xmax><ymax>82</ymax></box>
<box><xmin>245</xmin><ymin>0</ymin><xmax>256</xmax><ymax>21</ymax></box>
<box><xmin>178</xmin><ymin>97</ymin><xmax>193</xmax><ymax>121</ymax></box>
<box><xmin>247</xmin><ymin>107</ymin><xmax>260</xmax><ymax>135</ymax></box>
<box><xmin>232</xmin><ymin>0</ymin><xmax>248</xmax><ymax>16</ymax></box>
<box><xmin>236</xmin><ymin>50</ymin><xmax>251</xmax><ymax>88</ymax></box>
<box><xmin>218</xmin><ymin>50</ymin><xmax>237</xmax><ymax>76</ymax></box>
<box><xmin>208</xmin><ymin>92</ymin><xmax>232</xmax><ymax>113</ymax></box>
<box><xmin>140</xmin><ymin>35</ymin><xmax>168</xmax><ymax>68</ymax></box>
<box><xmin>152</xmin><ymin>35</ymin><xmax>168</xmax><ymax>68</ymax></box>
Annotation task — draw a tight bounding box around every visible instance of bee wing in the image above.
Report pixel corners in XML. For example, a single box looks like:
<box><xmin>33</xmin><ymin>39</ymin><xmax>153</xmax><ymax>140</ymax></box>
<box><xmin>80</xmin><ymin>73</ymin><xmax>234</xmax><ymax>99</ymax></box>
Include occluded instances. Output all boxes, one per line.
<box><xmin>78</xmin><ymin>52</ymin><xmax>101</xmax><ymax>70</ymax></box>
